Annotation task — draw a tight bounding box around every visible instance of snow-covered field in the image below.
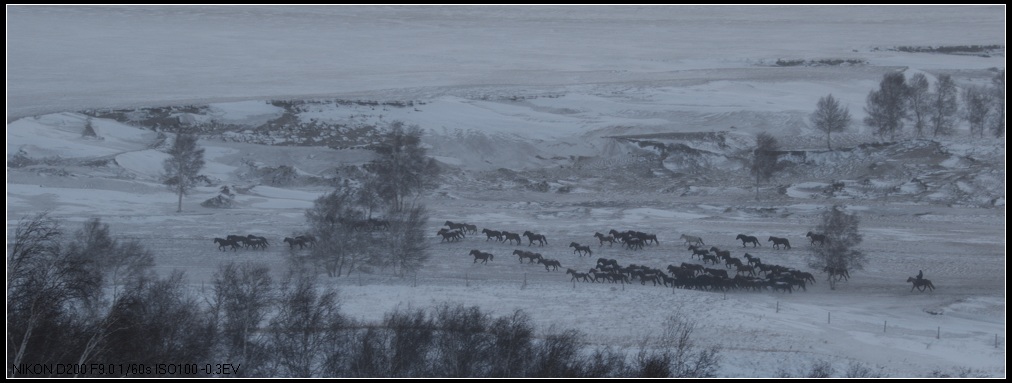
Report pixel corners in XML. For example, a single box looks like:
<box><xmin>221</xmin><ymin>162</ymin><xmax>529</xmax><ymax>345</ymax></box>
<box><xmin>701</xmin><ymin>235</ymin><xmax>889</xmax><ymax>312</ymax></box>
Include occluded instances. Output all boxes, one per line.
<box><xmin>6</xmin><ymin>5</ymin><xmax>1005</xmax><ymax>378</ymax></box>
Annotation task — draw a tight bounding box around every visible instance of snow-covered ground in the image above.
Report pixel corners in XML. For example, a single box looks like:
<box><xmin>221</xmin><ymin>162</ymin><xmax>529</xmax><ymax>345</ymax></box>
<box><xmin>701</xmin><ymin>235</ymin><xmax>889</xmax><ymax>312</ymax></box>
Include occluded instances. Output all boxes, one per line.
<box><xmin>6</xmin><ymin>5</ymin><xmax>1005</xmax><ymax>378</ymax></box>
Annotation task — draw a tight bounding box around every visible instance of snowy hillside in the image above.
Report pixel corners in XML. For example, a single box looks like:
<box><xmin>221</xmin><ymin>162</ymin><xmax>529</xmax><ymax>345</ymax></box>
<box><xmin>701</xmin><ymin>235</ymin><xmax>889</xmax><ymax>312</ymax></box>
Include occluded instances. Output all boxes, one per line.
<box><xmin>6</xmin><ymin>5</ymin><xmax>1005</xmax><ymax>378</ymax></box>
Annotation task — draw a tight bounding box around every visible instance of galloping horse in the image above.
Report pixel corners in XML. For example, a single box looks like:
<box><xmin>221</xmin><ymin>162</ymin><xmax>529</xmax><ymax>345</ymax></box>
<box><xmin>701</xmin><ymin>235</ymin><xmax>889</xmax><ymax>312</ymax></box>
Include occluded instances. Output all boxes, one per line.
<box><xmin>735</xmin><ymin>234</ymin><xmax>761</xmax><ymax>247</ymax></box>
<box><xmin>570</xmin><ymin>242</ymin><xmax>593</xmax><ymax>256</ymax></box>
<box><xmin>437</xmin><ymin>228</ymin><xmax>463</xmax><ymax>242</ymax></box>
<box><xmin>679</xmin><ymin>234</ymin><xmax>705</xmax><ymax>246</ymax></box>
<box><xmin>247</xmin><ymin>235</ymin><xmax>269</xmax><ymax>250</ymax></box>
<box><xmin>214</xmin><ymin>237</ymin><xmax>240</xmax><ymax>251</ymax></box>
<box><xmin>482</xmin><ymin>228</ymin><xmax>504</xmax><ymax>242</ymax></box>
<box><xmin>744</xmin><ymin>253</ymin><xmax>761</xmax><ymax>267</ymax></box>
<box><xmin>907</xmin><ymin>277</ymin><xmax>935</xmax><ymax>292</ymax></box>
<box><xmin>709</xmin><ymin>247</ymin><xmax>731</xmax><ymax>260</ymax></box>
<box><xmin>296</xmin><ymin>235</ymin><xmax>316</xmax><ymax>247</ymax></box>
<box><xmin>768</xmin><ymin>236</ymin><xmax>791</xmax><ymax>250</ymax></box>
<box><xmin>513</xmin><ymin>249</ymin><xmax>542</xmax><ymax>264</ymax></box>
<box><xmin>522</xmin><ymin>231</ymin><xmax>548</xmax><ymax>246</ymax></box>
<box><xmin>594</xmin><ymin>232</ymin><xmax>616</xmax><ymax>246</ymax></box>
<box><xmin>688</xmin><ymin>245</ymin><xmax>709</xmax><ymax>259</ymax></box>
<box><xmin>624</xmin><ymin>237</ymin><xmax>645</xmax><ymax>250</ymax></box>
<box><xmin>469</xmin><ymin>249</ymin><xmax>494</xmax><ymax>264</ymax></box>
<box><xmin>734</xmin><ymin>264</ymin><xmax>755</xmax><ymax>277</ymax></box>
<box><xmin>284</xmin><ymin>237</ymin><xmax>308</xmax><ymax>249</ymax></box>
<box><xmin>596</xmin><ymin>258</ymin><xmax>619</xmax><ymax>269</ymax></box>
<box><xmin>702</xmin><ymin>254</ymin><xmax>721</xmax><ymax>265</ymax></box>
<box><xmin>806</xmin><ymin>231</ymin><xmax>827</xmax><ymax>246</ymax></box>
<box><xmin>444</xmin><ymin>221</ymin><xmax>468</xmax><ymax>236</ymax></box>
<box><xmin>566</xmin><ymin>268</ymin><xmax>592</xmax><ymax>282</ymax></box>
<box><xmin>503</xmin><ymin>231</ymin><xmax>523</xmax><ymax>245</ymax></box>
<box><xmin>537</xmin><ymin>258</ymin><xmax>562</xmax><ymax>271</ymax></box>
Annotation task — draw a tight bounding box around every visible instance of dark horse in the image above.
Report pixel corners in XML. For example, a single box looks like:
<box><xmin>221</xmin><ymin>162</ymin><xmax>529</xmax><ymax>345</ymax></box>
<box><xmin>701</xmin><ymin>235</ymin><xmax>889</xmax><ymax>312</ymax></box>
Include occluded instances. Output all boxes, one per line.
<box><xmin>438</xmin><ymin>228</ymin><xmax>463</xmax><ymax>242</ymax></box>
<box><xmin>768</xmin><ymin>236</ymin><xmax>791</xmax><ymax>250</ymax></box>
<box><xmin>907</xmin><ymin>277</ymin><xmax>935</xmax><ymax>292</ymax></box>
<box><xmin>469</xmin><ymin>249</ymin><xmax>494</xmax><ymax>264</ymax></box>
<box><xmin>284</xmin><ymin>237</ymin><xmax>308</xmax><ymax>249</ymax></box>
<box><xmin>806</xmin><ymin>231</ymin><xmax>827</xmax><ymax>246</ymax></box>
<box><xmin>444</xmin><ymin>221</ymin><xmax>467</xmax><ymax>237</ymax></box>
<box><xmin>570</xmin><ymin>242</ymin><xmax>593</xmax><ymax>257</ymax></box>
<box><xmin>735</xmin><ymin>234</ymin><xmax>761</xmax><ymax>247</ymax></box>
<box><xmin>537</xmin><ymin>258</ymin><xmax>561</xmax><ymax>271</ymax></box>
<box><xmin>513</xmin><ymin>249</ymin><xmax>542</xmax><ymax>264</ymax></box>
<box><xmin>566</xmin><ymin>268</ymin><xmax>591</xmax><ymax>282</ymax></box>
<box><xmin>522</xmin><ymin>231</ymin><xmax>547</xmax><ymax>246</ymax></box>
<box><xmin>503</xmin><ymin>231</ymin><xmax>522</xmax><ymax>245</ymax></box>
<box><xmin>594</xmin><ymin>232</ymin><xmax>615</xmax><ymax>246</ymax></box>
<box><xmin>296</xmin><ymin>235</ymin><xmax>316</xmax><ymax>247</ymax></box>
<box><xmin>214</xmin><ymin>237</ymin><xmax>240</xmax><ymax>251</ymax></box>
<box><xmin>596</xmin><ymin>258</ymin><xmax>619</xmax><ymax>269</ymax></box>
<box><xmin>482</xmin><ymin>228</ymin><xmax>504</xmax><ymax>242</ymax></box>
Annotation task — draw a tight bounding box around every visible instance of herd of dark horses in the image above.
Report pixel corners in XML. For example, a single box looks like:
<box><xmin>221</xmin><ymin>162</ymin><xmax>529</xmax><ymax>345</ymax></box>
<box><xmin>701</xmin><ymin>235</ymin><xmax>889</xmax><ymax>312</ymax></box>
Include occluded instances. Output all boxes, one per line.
<box><xmin>213</xmin><ymin>234</ymin><xmax>271</xmax><ymax>251</ymax></box>
<box><xmin>443</xmin><ymin>223</ymin><xmax>933</xmax><ymax>293</ymax></box>
<box><xmin>213</xmin><ymin>233</ymin><xmax>316</xmax><ymax>251</ymax></box>
<box><xmin>212</xmin><ymin>219</ymin><xmax>932</xmax><ymax>293</ymax></box>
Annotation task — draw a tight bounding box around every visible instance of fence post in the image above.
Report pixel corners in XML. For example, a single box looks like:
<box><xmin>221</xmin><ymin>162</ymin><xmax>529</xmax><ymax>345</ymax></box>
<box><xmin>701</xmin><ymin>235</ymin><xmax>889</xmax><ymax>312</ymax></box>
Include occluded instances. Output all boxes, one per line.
<box><xmin>466</xmin><ymin>273</ymin><xmax>469</xmax><ymax>287</ymax></box>
<box><xmin>884</xmin><ymin>321</ymin><xmax>887</xmax><ymax>333</ymax></box>
<box><xmin>937</xmin><ymin>326</ymin><xmax>940</xmax><ymax>339</ymax></box>
<box><xmin>776</xmin><ymin>301</ymin><xmax>779</xmax><ymax>313</ymax></box>
<box><xmin>828</xmin><ymin>311</ymin><xmax>831</xmax><ymax>324</ymax></box>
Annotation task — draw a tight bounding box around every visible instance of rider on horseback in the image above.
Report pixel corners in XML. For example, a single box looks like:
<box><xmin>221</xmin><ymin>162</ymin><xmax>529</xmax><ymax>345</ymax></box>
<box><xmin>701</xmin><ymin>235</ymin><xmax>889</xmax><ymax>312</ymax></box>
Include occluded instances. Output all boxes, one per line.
<box><xmin>916</xmin><ymin>270</ymin><xmax>923</xmax><ymax>281</ymax></box>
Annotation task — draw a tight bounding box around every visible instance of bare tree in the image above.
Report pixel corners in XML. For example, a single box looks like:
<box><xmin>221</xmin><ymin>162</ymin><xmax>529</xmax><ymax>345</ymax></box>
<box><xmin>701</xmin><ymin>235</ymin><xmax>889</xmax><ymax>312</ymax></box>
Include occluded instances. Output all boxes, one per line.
<box><xmin>368</xmin><ymin>121</ymin><xmax>440</xmax><ymax>212</ymax></box>
<box><xmin>162</xmin><ymin>132</ymin><xmax>206</xmax><ymax>212</ymax></box>
<box><xmin>379</xmin><ymin>206</ymin><xmax>430</xmax><ymax>278</ymax></box>
<box><xmin>267</xmin><ymin>268</ymin><xmax>347</xmax><ymax>377</ymax></box>
<box><xmin>806</xmin><ymin>205</ymin><xmax>866</xmax><ymax>290</ymax></box>
<box><xmin>810</xmin><ymin>94</ymin><xmax>852</xmax><ymax>150</ymax></box>
<box><xmin>212</xmin><ymin>262</ymin><xmax>275</xmax><ymax>377</ymax></box>
<box><xmin>100</xmin><ymin>271</ymin><xmax>216</xmax><ymax>377</ymax></box>
<box><xmin>906</xmin><ymin>73</ymin><xmax>931</xmax><ymax>137</ymax></box>
<box><xmin>962</xmin><ymin>85</ymin><xmax>993</xmax><ymax>138</ymax></box>
<box><xmin>632</xmin><ymin>313</ymin><xmax>721</xmax><ymax>378</ymax></box>
<box><xmin>989</xmin><ymin>70</ymin><xmax>1004</xmax><ymax>138</ymax></box>
<box><xmin>305</xmin><ymin>183</ymin><xmax>374</xmax><ymax>277</ymax></box>
<box><xmin>864</xmin><ymin>72</ymin><xmax>909</xmax><ymax>141</ymax></box>
<box><xmin>8</xmin><ymin>212</ymin><xmax>65</xmax><ymax>376</ymax></box>
<box><xmin>65</xmin><ymin>218</ymin><xmax>154</xmax><ymax>303</ymax></box>
<box><xmin>930</xmin><ymin>74</ymin><xmax>960</xmax><ymax>137</ymax></box>
<box><xmin>751</xmin><ymin>132</ymin><xmax>781</xmax><ymax>200</ymax></box>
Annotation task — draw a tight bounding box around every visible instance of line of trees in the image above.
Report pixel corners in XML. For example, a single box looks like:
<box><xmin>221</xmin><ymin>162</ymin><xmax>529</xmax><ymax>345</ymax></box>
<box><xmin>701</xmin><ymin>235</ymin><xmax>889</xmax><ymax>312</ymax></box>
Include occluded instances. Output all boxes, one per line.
<box><xmin>8</xmin><ymin>212</ymin><xmax>722</xmax><ymax>378</ymax></box>
<box><xmin>809</xmin><ymin>69</ymin><xmax>1003</xmax><ymax>147</ymax></box>
<box><xmin>859</xmin><ymin>70</ymin><xmax>1004</xmax><ymax>140</ymax></box>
